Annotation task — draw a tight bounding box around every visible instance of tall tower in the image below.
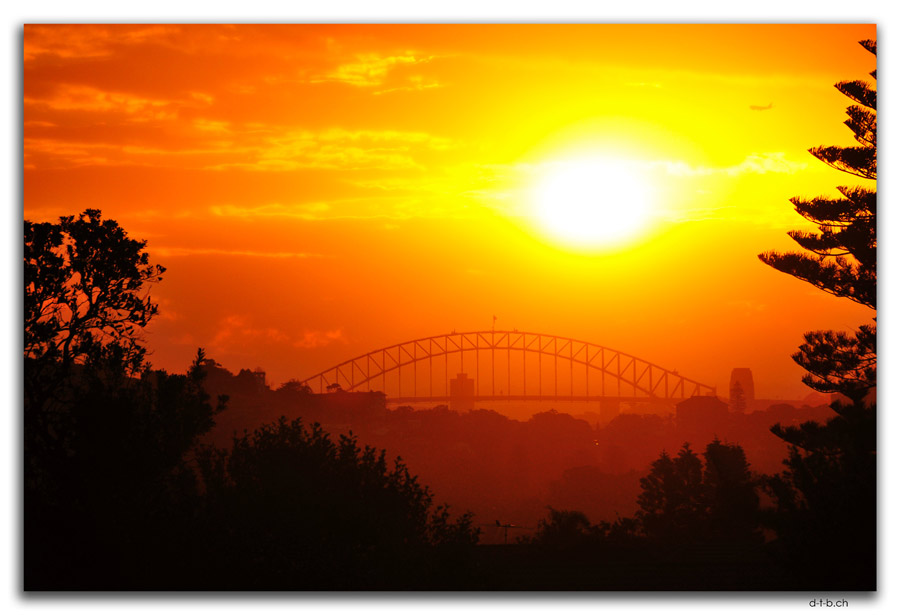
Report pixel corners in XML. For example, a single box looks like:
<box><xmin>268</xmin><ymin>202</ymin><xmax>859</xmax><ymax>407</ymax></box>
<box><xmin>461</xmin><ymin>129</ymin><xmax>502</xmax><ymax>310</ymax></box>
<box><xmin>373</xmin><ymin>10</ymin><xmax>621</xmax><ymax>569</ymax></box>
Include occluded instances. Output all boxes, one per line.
<box><xmin>729</xmin><ymin>368</ymin><xmax>755</xmax><ymax>412</ymax></box>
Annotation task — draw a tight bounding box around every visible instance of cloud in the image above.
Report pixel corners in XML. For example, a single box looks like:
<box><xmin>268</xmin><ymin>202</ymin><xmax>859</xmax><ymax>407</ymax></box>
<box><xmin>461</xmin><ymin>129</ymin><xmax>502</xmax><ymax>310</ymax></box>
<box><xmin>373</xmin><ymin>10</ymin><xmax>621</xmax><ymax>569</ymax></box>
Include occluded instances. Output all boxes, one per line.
<box><xmin>210</xmin><ymin>315</ymin><xmax>290</xmax><ymax>353</ymax></box>
<box><xmin>374</xmin><ymin>75</ymin><xmax>443</xmax><ymax>96</ymax></box>
<box><xmin>314</xmin><ymin>52</ymin><xmax>436</xmax><ymax>87</ymax></box>
<box><xmin>25</xmin><ymin>84</ymin><xmax>216</xmax><ymax>130</ymax></box>
<box><xmin>151</xmin><ymin>246</ymin><xmax>325</xmax><ymax>259</ymax></box>
<box><xmin>153</xmin><ymin>297</ymin><xmax>182</xmax><ymax>321</ymax></box>
<box><xmin>25</xmin><ymin>85</ymin><xmax>176</xmax><ymax>117</ymax></box>
<box><xmin>657</xmin><ymin>153</ymin><xmax>807</xmax><ymax>177</ymax></box>
<box><xmin>209</xmin><ymin>318</ymin><xmax>345</xmax><ymax>355</ymax></box>
<box><xmin>210</xmin><ymin>202</ymin><xmax>334</xmax><ymax>220</ymax></box>
<box><xmin>23</xmin><ymin>137</ymin><xmax>129</xmax><ymax>168</ymax></box>
<box><xmin>24</xmin><ymin>25</ymin><xmax>180</xmax><ymax>61</ymax></box>
<box><xmin>25</xmin><ymin>120</ymin><xmax>452</xmax><ymax>173</ymax></box>
<box><xmin>293</xmin><ymin>329</ymin><xmax>346</xmax><ymax>349</ymax></box>
<box><xmin>204</xmin><ymin>128</ymin><xmax>453</xmax><ymax>172</ymax></box>
<box><xmin>208</xmin><ymin>199</ymin><xmax>443</xmax><ymax>222</ymax></box>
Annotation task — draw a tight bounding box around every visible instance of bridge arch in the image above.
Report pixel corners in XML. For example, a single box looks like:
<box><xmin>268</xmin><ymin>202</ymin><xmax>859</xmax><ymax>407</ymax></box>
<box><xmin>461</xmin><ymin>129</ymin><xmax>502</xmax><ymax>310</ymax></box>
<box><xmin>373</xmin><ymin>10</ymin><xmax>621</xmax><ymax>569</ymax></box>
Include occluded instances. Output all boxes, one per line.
<box><xmin>299</xmin><ymin>331</ymin><xmax>715</xmax><ymax>404</ymax></box>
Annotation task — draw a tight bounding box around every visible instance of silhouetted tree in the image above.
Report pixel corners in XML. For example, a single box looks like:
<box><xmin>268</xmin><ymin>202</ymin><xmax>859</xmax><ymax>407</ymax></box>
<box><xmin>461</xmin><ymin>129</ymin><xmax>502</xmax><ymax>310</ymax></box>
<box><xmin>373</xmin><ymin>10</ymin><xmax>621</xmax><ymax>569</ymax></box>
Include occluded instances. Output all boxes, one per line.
<box><xmin>529</xmin><ymin>508</ymin><xmax>605</xmax><ymax>549</ymax></box>
<box><xmin>702</xmin><ymin>438</ymin><xmax>761</xmax><ymax>543</ymax></box>
<box><xmin>758</xmin><ymin>39</ymin><xmax>876</xmax><ymax>403</ymax></box>
<box><xmin>277</xmin><ymin>378</ymin><xmax>313</xmax><ymax>395</ymax></box>
<box><xmin>23</xmin><ymin>210</ymin><xmax>231</xmax><ymax>588</ymax></box>
<box><xmin>636</xmin><ymin>441</ymin><xmax>761</xmax><ymax>545</ymax></box>
<box><xmin>25</xmin><ymin>209</ymin><xmax>165</xmax><ymax>376</ymax></box>
<box><xmin>25</xmin><ymin>349</ymin><xmax>226</xmax><ymax>589</ymax></box>
<box><xmin>636</xmin><ymin>443</ymin><xmax>705</xmax><ymax>542</ymax></box>
<box><xmin>193</xmin><ymin>417</ymin><xmax>479</xmax><ymax>589</ymax></box>
<box><xmin>757</xmin><ymin>39</ymin><xmax>876</xmax><ymax>589</ymax></box>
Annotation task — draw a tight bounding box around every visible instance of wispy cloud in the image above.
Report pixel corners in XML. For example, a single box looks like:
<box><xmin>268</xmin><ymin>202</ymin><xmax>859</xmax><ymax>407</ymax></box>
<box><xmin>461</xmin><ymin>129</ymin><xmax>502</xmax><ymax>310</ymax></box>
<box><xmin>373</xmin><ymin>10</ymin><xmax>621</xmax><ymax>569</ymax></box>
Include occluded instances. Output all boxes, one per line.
<box><xmin>471</xmin><ymin>153</ymin><xmax>806</xmax><ymax>188</ymax></box>
<box><xmin>374</xmin><ymin>75</ymin><xmax>443</xmax><ymax>96</ymax></box>
<box><xmin>27</xmin><ymin>85</ymin><xmax>176</xmax><ymax>117</ymax></box>
<box><xmin>293</xmin><ymin>329</ymin><xmax>346</xmax><ymax>349</ymax></box>
<box><xmin>204</xmin><ymin>128</ymin><xmax>453</xmax><ymax>172</ymax></box>
<box><xmin>658</xmin><ymin>152</ymin><xmax>807</xmax><ymax>177</ymax></box>
<box><xmin>24</xmin><ymin>84</ymin><xmax>216</xmax><ymax>129</ymax></box>
<box><xmin>208</xmin><ymin>316</ymin><xmax>346</xmax><ymax>355</ymax></box>
<box><xmin>152</xmin><ymin>246</ymin><xmax>325</xmax><ymax>259</ymax></box>
<box><xmin>24</xmin><ymin>25</ymin><xmax>180</xmax><ymax>61</ymax></box>
<box><xmin>25</xmin><ymin>123</ymin><xmax>453</xmax><ymax>173</ymax></box>
<box><xmin>210</xmin><ymin>315</ymin><xmax>289</xmax><ymax>353</ymax></box>
<box><xmin>208</xmin><ymin>198</ymin><xmax>463</xmax><ymax>222</ymax></box>
<box><xmin>314</xmin><ymin>52</ymin><xmax>437</xmax><ymax>87</ymax></box>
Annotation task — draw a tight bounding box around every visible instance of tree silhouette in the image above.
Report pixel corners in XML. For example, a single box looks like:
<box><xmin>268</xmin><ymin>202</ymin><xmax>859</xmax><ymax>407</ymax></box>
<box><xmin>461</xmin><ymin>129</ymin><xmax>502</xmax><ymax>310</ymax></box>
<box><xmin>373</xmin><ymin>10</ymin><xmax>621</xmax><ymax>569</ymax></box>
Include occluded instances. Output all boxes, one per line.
<box><xmin>25</xmin><ymin>350</ymin><xmax>226</xmax><ymax>589</ymax></box>
<box><xmin>636</xmin><ymin>443</ymin><xmax>705</xmax><ymax>543</ymax></box>
<box><xmin>530</xmin><ymin>508</ymin><xmax>604</xmax><ymax>548</ymax></box>
<box><xmin>193</xmin><ymin>417</ymin><xmax>479</xmax><ymax>589</ymax></box>
<box><xmin>702</xmin><ymin>438</ymin><xmax>761</xmax><ymax>543</ymax></box>
<box><xmin>636</xmin><ymin>441</ymin><xmax>761</xmax><ymax>545</ymax></box>
<box><xmin>23</xmin><ymin>210</ymin><xmax>230</xmax><ymax>588</ymax></box>
<box><xmin>25</xmin><ymin>209</ymin><xmax>165</xmax><ymax>376</ymax></box>
<box><xmin>757</xmin><ymin>39</ymin><xmax>876</xmax><ymax>589</ymax></box>
<box><xmin>758</xmin><ymin>39</ymin><xmax>876</xmax><ymax>403</ymax></box>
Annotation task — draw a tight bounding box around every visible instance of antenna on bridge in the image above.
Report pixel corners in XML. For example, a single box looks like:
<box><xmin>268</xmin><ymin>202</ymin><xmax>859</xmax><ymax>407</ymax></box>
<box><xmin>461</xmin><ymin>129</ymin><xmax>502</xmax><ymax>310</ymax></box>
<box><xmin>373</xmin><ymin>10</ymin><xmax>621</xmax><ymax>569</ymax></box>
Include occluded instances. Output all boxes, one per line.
<box><xmin>492</xmin><ymin>315</ymin><xmax>497</xmax><ymax>332</ymax></box>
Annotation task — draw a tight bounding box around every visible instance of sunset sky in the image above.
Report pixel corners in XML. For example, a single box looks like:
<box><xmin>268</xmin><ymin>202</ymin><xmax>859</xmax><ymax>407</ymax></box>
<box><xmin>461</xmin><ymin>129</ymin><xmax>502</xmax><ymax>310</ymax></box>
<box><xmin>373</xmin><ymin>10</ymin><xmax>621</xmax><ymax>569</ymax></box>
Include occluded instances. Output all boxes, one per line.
<box><xmin>23</xmin><ymin>23</ymin><xmax>876</xmax><ymax>399</ymax></box>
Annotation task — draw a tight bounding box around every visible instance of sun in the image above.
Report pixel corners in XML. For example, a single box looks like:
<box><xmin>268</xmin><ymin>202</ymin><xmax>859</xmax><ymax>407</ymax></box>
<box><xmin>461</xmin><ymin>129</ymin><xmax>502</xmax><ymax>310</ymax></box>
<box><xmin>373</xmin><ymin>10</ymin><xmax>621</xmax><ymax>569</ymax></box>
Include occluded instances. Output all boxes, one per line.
<box><xmin>531</xmin><ymin>156</ymin><xmax>656</xmax><ymax>251</ymax></box>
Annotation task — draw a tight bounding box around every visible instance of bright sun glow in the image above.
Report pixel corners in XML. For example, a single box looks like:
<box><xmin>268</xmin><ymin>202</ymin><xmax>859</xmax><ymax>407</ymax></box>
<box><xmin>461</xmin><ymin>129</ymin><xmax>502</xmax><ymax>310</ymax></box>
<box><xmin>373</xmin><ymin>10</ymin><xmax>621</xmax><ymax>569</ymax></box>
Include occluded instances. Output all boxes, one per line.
<box><xmin>532</xmin><ymin>156</ymin><xmax>656</xmax><ymax>251</ymax></box>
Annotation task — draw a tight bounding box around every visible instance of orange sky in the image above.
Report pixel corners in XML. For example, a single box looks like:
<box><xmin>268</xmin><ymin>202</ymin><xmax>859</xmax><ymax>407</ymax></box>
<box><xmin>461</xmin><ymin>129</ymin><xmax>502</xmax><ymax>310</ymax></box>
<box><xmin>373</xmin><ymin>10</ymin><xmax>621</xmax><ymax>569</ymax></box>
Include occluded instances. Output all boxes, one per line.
<box><xmin>23</xmin><ymin>24</ymin><xmax>876</xmax><ymax>399</ymax></box>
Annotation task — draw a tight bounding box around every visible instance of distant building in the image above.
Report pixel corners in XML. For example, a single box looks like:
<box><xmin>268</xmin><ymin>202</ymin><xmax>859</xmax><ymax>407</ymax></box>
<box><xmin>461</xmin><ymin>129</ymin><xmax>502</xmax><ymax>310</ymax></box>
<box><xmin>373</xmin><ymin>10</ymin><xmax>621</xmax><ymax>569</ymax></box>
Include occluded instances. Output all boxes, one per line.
<box><xmin>729</xmin><ymin>368</ymin><xmax>755</xmax><ymax>412</ymax></box>
<box><xmin>251</xmin><ymin>367</ymin><xmax>267</xmax><ymax>391</ymax></box>
<box><xmin>449</xmin><ymin>373</ymin><xmax>475</xmax><ymax>412</ymax></box>
<box><xmin>676</xmin><ymin>395</ymin><xmax>730</xmax><ymax>430</ymax></box>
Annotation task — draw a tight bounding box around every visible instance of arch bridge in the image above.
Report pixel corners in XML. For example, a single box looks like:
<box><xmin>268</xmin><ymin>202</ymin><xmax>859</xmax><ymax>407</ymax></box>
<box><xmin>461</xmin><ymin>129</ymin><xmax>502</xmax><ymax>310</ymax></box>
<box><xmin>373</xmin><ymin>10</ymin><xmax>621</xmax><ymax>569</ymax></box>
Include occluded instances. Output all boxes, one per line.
<box><xmin>299</xmin><ymin>331</ymin><xmax>715</xmax><ymax>405</ymax></box>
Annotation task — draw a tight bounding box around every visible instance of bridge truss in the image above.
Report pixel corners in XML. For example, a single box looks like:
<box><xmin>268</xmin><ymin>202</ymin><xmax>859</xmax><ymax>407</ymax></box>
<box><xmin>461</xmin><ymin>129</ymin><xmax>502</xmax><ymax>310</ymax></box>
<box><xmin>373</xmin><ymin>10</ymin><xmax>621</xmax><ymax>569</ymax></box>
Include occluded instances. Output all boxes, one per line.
<box><xmin>299</xmin><ymin>331</ymin><xmax>715</xmax><ymax>404</ymax></box>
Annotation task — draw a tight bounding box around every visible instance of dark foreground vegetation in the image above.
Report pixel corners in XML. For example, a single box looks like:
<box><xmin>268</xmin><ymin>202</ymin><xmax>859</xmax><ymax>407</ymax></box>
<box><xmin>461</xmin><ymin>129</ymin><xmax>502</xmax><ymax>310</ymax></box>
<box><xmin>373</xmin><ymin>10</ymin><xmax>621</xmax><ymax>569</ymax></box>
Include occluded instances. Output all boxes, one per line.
<box><xmin>24</xmin><ymin>40</ymin><xmax>875</xmax><ymax>590</ymax></box>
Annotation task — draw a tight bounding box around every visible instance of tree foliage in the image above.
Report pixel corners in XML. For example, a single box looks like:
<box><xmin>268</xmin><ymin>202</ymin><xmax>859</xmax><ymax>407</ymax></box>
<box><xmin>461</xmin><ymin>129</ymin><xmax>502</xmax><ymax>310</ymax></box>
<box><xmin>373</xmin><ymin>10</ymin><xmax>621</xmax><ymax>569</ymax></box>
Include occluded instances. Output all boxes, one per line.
<box><xmin>25</xmin><ymin>350</ymin><xmax>226</xmax><ymax>589</ymax></box>
<box><xmin>530</xmin><ymin>508</ymin><xmax>603</xmax><ymax>548</ymax></box>
<box><xmin>636</xmin><ymin>441</ymin><xmax>761</xmax><ymax>544</ymax></box>
<box><xmin>702</xmin><ymin>439</ymin><xmax>760</xmax><ymax>542</ymax></box>
<box><xmin>194</xmin><ymin>417</ymin><xmax>480</xmax><ymax>589</ymax></box>
<box><xmin>636</xmin><ymin>443</ymin><xmax>705</xmax><ymax>542</ymax></box>
<box><xmin>757</xmin><ymin>39</ymin><xmax>876</xmax><ymax>403</ymax></box>
<box><xmin>758</xmin><ymin>39</ymin><xmax>875</xmax><ymax>311</ymax></box>
<box><xmin>757</xmin><ymin>39</ymin><xmax>876</xmax><ymax>590</ymax></box>
<box><xmin>25</xmin><ymin>209</ymin><xmax>165</xmax><ymax>375</ymax></box>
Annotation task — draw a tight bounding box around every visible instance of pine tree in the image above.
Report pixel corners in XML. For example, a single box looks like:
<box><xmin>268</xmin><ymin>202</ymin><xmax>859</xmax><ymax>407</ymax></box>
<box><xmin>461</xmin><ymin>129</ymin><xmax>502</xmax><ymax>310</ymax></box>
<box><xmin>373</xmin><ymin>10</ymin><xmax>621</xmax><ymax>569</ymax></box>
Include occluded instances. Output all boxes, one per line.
<box><xmin>636</xmin><ymin>443</ymin><xmax>705</xmax><ymax>543</ymax></box>
<box><xmin>758</xmin><ymin>39</ymin><xmax>876</xmax><ymax>590</ymax></box>
<box><xmin>758</xmin><ymin>39</ymin><xmax>876</xmax><ymax>404</ymax></box>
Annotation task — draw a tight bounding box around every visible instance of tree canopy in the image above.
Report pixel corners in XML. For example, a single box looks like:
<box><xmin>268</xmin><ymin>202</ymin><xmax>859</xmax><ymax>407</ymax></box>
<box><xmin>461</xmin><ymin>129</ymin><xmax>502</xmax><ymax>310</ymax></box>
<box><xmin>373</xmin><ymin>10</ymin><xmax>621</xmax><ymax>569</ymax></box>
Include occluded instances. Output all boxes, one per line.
<box><xmin>194</xmin><ymin>417</ymin><xmax>480</xmax><ymax>589</ymax></box>
<box><xmin>636</xmin><ymin>440</ymin><xmax>761</xmax><ymax>545</ymax></box>
<box><xmin>25</xmin><ymin>209</ymin><xmax>165</xmax><ymax>375</ymax></box>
